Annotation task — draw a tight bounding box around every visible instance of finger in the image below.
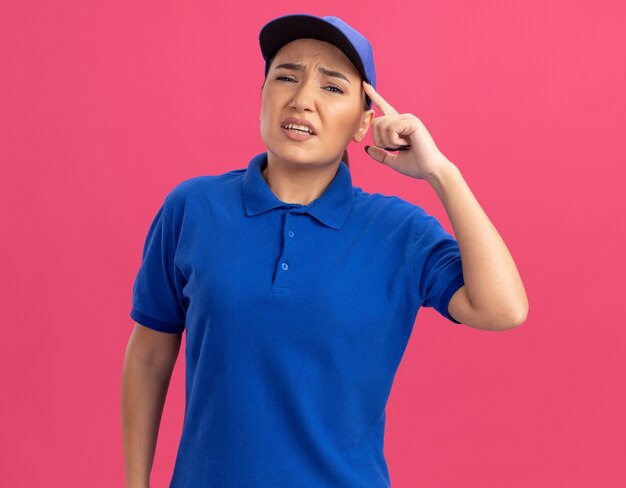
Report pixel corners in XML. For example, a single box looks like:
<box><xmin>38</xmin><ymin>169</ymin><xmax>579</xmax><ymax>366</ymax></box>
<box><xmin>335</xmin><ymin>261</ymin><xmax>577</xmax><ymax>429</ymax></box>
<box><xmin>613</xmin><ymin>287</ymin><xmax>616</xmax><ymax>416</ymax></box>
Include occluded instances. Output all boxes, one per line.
<box><xmin>362</xmin><ymin>80</ymin><xmax>399</xmax><ymax>116</ymax></box>
<box><xmin>372</xmin><ymin>117</ymin><xmax>409</xmax><ymax>150</ymax></box>
<box><xmin>365</xmin><ymin>145</ymin><xmax>398</xmax><ymax>166</ymax></box>
<box><xmin>382</xmin><ymin>120</ymin><xmax>412</xmax><ymax>148</ymax></box>
<box><xmin>370</xmin><ymin>119</ymin><xmax>387</xmax><ymax>151</ymax></box>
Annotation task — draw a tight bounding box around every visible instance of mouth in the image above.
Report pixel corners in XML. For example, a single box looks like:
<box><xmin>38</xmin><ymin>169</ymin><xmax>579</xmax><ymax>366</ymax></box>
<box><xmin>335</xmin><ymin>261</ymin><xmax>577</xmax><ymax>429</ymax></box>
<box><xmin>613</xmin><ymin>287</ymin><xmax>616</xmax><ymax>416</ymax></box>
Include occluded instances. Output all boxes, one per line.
<box><xmin>281</xmin><ymin>125</ymin><xmax>316</xmax><ymax>141</ymax></box>
<box><xmin>280</xmin><ymin>117</ymin><xmax>317</xmax><ymax>137</ymax></box>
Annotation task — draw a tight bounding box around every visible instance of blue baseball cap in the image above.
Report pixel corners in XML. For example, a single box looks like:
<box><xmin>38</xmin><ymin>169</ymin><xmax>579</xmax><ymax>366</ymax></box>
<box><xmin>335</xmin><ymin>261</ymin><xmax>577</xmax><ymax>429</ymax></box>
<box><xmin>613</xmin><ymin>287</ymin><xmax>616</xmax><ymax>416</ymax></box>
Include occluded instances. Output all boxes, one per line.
<box><xmin>259</xmin><ymin>14</ymin><xmax>377</xmax><ymax>105</ymax></box>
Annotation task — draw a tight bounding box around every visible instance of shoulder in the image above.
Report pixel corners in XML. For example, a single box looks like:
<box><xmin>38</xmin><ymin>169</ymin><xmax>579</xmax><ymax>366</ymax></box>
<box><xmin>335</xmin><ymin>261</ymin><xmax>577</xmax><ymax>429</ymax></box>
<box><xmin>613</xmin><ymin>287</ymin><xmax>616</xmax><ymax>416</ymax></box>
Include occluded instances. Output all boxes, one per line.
<box><xmin>352</xmin><ymin>187</ymin><xmax>452</xmax><ymax>238</ymax></box>
<box><xmin>158</xmin><ymin>167</ymin><xmax>246</xmax><ymax>221</ymax></box>
<box><xmin>352</xmin><ymin>185</ymin><xmax>426</xmax><ymax>229</ymax></box>
<box><xmin>165</xmin><ymin>167</ymin><xmax>245</xmax><ymax>205</ymax></box>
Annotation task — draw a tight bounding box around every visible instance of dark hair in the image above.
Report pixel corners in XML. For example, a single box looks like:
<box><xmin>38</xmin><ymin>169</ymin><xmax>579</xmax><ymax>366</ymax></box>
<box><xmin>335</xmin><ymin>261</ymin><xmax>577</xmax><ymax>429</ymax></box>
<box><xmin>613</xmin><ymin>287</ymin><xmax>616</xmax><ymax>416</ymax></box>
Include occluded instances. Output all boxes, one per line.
<box><xmin>263</xmin><ymin>53</ymin><xmax>372</xmax><ymax>169</ymax></box>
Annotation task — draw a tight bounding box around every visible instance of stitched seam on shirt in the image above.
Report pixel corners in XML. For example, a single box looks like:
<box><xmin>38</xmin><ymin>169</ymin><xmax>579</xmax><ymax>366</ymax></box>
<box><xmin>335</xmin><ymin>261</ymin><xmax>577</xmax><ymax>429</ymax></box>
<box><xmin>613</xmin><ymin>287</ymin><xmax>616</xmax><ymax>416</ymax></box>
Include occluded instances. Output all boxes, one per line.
<box><xmin>132</xmin><ymin>303</ymin><xmax>184</xmax><ymax>327</ymax></box>
<box><xmin>160</xmin><ymin>197</ymin><xmax>186</xmax><ymax>277</ymax></box>
<box><xmin>154</xmin><ymin>197</ymin><xmax>187</xmax><ymax>318</ymax></box>
<box><xmin>161</xmin><ymin>197</ymin><xmax>173</xmax><ymax>229</ymax></box>
<box><xmin>409</xmin><ymin>209</ymin><xmax>425</xmax><ymax>304</ymax></box>
<box><xmin>437</xmin><ymin>273</ymin><xmax>465</xmax><ymax>320</ymax></box>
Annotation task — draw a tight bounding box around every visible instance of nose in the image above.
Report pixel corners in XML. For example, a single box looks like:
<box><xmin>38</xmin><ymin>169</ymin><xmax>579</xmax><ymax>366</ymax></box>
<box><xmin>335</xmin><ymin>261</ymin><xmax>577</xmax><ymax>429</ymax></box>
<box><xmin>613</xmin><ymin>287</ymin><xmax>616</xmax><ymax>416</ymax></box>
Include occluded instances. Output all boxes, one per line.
<box><xmin>289</xmin><ymin>78</ymin><xmax>316</xmax><ymax>112</ymax></box>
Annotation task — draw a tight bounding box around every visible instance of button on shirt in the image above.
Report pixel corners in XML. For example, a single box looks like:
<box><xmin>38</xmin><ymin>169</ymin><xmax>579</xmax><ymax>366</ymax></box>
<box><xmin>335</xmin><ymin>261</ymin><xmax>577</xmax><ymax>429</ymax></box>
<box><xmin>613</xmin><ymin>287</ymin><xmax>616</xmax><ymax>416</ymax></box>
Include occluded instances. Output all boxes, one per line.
<box><xmin>130</xmin><ymin>151</ymin><xmax>465</xmax><ymax>487</ymax></box>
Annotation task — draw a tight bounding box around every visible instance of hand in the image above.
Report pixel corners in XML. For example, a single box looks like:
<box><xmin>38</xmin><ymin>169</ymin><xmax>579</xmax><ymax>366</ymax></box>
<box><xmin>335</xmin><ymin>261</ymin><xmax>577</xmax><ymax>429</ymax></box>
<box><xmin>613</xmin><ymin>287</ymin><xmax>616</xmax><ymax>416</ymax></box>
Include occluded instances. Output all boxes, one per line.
<box><xmin>362</xmin><ymin>80</ymin><xmax>450</xmax><ymax>181</ymax></box>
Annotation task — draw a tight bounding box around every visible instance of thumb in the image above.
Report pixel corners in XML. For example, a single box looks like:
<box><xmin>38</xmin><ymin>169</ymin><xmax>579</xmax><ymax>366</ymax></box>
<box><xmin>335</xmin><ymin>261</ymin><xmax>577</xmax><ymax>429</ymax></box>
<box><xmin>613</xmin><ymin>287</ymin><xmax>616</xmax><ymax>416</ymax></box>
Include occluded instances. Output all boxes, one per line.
<box><xmin>364</xmin><ymin>145</ymin><xmax>395</xmax><ymax>166</ymax></box>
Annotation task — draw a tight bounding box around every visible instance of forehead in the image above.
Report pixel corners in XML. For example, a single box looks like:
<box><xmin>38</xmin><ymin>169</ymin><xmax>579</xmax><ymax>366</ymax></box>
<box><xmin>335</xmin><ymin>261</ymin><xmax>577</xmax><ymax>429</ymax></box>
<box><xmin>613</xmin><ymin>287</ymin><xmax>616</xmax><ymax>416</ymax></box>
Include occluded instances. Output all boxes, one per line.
<box><xmin>272</xmin><ymin>38</ymin><xmax>360</xmax><ymax>78</ymax></box>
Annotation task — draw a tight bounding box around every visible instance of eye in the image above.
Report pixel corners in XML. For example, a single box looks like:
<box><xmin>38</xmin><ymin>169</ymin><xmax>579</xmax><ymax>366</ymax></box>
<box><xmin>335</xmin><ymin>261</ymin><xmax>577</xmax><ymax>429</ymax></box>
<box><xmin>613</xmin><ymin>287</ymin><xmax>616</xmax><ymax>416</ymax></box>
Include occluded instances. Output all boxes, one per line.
<box><xmin>325</xmin><ymin>85</ymin><xmax>344</xmax><ymax>94</ymax></box>
<box><xmin>274</xmin><ymin>76</ymin><xmax>344</xmax><ymax>95</ymax></box>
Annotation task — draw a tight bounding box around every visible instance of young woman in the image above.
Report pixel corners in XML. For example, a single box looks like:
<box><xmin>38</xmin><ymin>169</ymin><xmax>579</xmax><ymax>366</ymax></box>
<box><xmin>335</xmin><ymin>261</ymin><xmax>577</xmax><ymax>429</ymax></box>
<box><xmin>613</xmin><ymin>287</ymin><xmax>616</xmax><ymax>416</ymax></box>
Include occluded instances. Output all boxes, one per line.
<box><xmin>122</xmin><ymin>13</ymin><xmax>528</xmax><ymax>488</ymax></box>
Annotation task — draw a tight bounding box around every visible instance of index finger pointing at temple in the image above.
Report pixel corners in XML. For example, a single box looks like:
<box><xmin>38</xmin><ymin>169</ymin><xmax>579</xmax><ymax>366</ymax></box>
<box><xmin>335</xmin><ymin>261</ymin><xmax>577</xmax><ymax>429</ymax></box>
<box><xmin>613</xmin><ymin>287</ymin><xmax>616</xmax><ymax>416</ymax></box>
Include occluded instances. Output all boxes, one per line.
<box><xmin>362</xmin><ymin>81</ymin><xmax>399</xmax><ymax>116</ymax></box>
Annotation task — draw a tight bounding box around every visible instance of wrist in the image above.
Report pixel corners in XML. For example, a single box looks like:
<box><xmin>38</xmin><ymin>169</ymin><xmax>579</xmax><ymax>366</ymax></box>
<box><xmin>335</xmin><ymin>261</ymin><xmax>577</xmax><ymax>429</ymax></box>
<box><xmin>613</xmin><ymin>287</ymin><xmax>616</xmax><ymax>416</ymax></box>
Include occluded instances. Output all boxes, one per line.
<box><xmin>424</xmin><ymin>157</ymin><xmax>459</xmax><ymax>188</ymax></box>
<box><xmin>125</xmin><ymin>475</ymin><xmax>150</xmax><ymax>488</ymax></box>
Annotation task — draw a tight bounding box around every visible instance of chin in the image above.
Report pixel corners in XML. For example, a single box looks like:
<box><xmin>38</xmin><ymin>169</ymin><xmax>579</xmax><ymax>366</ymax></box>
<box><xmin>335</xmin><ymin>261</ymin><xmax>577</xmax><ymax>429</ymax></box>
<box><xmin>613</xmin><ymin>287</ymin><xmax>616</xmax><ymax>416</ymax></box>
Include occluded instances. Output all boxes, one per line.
<box><xmin>280</xmin><ymin>153</ymin><xmax>317</xmax><ymax>167</ymax></box>
<box><xmin>265</xmin><ymin>141</ymin><xmax>315</xmax><ymax>164</ymax></box>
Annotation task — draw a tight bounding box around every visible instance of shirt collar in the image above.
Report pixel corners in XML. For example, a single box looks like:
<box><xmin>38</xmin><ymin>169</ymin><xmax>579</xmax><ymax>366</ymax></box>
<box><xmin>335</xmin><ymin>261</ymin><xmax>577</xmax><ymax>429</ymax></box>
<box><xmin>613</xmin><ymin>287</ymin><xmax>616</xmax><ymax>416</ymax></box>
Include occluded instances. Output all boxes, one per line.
<box><xmin>242</xmin><ymin>152</ymin><xmax>354</xmax><ymax>230</ymax></box>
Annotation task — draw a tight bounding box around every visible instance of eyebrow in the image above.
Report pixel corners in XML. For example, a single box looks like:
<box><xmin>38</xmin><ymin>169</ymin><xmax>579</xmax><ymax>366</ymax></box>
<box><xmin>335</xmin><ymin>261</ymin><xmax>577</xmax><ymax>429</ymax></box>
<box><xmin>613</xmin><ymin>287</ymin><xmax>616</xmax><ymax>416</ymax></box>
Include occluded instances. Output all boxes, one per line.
<box><xmin>273</xmin><ymin>63</ymin><xmax>351</xmax><ymax>84</ymax></box>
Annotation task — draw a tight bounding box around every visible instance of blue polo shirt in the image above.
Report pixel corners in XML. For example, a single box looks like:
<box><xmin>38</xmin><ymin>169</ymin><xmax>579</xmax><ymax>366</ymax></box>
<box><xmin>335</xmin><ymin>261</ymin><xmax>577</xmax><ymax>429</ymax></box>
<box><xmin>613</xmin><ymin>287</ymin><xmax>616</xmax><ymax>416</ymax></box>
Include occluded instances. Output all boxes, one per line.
<box><xmin>130</xmin><ymin>151</ymin><xmax>465</xmax><ymax>487</ymax></box>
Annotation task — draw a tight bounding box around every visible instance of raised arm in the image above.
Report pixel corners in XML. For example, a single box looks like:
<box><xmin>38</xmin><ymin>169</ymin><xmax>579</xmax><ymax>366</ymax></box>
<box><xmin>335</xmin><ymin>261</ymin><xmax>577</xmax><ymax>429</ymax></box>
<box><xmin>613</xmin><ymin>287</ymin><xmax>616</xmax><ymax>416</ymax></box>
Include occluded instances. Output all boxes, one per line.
<box><xmin>361</xmin><ymin>80</ymin><xmax>528</xmax><ymax>330</ymax></box>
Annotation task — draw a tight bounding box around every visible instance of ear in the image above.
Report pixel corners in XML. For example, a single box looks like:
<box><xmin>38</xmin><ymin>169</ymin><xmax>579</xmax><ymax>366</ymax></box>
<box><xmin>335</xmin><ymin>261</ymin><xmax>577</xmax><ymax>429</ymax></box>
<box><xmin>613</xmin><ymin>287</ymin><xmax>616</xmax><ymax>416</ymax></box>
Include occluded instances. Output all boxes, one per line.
<box><xmin>352</xmin><ymin>109</ymin><xmax>375</xmax><ymax>143</ymax></box>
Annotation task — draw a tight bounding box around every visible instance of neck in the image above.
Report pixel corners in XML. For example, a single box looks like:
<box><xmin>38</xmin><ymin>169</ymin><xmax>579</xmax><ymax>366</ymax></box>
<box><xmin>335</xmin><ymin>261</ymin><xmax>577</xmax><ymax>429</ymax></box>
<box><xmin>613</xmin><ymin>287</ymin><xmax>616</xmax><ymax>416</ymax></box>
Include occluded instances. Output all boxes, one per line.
<box><xmin>262</xmin><ymin>152</ymin><xmax>340</xmax><ymax>205</ymax></box>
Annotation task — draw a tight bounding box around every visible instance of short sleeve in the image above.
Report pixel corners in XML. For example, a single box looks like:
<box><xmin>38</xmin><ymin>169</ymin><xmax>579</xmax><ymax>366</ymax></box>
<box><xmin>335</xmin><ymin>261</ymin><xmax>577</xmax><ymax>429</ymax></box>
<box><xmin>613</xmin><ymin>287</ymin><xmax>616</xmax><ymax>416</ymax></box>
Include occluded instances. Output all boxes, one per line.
<box><xmin>411</xmin><ymin>210</ymin><xmax>465</xmax><ymax>324</ymax></box>
<box><xmin>130</xmin><ymin>199</ymin><xmax>187</xmax><ymax>333</ymax></box>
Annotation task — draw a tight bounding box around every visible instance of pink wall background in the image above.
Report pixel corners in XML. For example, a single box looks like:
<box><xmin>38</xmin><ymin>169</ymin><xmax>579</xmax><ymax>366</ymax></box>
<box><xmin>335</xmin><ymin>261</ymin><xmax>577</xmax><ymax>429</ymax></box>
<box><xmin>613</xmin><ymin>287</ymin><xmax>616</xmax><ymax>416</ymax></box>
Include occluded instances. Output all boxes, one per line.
<box><xmin>2</xmin><ymin>1</ymin><xmax>624</xmax><ymax>486</ymax></box>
